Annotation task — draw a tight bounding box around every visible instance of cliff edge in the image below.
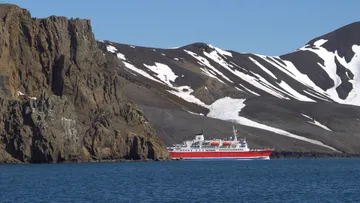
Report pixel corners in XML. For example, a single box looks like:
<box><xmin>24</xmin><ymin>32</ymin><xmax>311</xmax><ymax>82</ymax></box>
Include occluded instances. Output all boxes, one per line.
<box><xmin>0</xmin><ymin>4</ymin><xmax>169</xmax><ymax>163</ymax></box>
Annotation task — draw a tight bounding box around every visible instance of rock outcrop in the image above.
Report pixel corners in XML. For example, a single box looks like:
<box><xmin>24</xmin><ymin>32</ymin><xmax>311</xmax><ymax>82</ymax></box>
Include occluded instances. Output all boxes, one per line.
<box><xmin>0</xmin><ymin>4</ymin><xmax>169</xmax><ymax>163</ymax></box>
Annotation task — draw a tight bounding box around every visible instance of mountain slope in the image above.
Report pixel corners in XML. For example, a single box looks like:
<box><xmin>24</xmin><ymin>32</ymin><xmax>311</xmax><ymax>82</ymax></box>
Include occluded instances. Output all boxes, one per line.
<box><xmin>99</xmin><ymin>22</ymin><xmax>360</xmax><ymax>154</ymax></box>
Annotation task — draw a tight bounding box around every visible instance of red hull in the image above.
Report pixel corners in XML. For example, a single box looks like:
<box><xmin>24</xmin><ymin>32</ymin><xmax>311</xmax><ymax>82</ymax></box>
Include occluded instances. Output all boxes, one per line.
<box><xmin>170</xmin><ymin>150</ymin><xmax>273</xmax><ymax>160</ymax></box>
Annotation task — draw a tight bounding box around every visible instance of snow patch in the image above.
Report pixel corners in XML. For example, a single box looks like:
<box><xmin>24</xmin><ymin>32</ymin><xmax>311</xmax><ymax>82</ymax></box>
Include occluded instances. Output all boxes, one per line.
<box><xmin>203</xmin><ymin>50</ymin><xmax>287</xmax><ymax>99</ymax></box>
<box><xmin>123</xmin><ymin>62</ymin><xmax>162</xmax><ymax>84</ymax></box>
<box><xmin>278</xmin><ymin>81</ymin><xmax>315</xmax><ymax>102</ymax></box>
<box><xmin>303</xmin><ymin>90</ymin><xmax>330</xmax><ymax>101</ymax></box>
<box><xmin>122</xmin><ymin>59</ymin><xmax>207</xmax><ymax>107</ymax></box>
<box><xmin>139</xmin><ymin>61</ymin><xmax>208</xmax><ymax>107</ymax></box>
<box><xmin>167</xmin><ymin>86</ymin><xmax>207</xmax><ymax>107</ymax></box>
<box><xmin>334</xmin><ymin>45</ymin><xmax>360</xmax><ymax>106</ymax></box>
<box><xmin>236</xmin><ymin>86</ymin><xmax>260</xmax><ymax>96</ymax></box>
<box><xmin>301</xmin><ymin>114</ymin><xmax>332</xmax><ymax>131</ymax></box>
<box><xmin>207</xmin><ymin>44</ymin><xmax>232</xmax><ymax>57</ymax></box>
<box><xmin>248</xmin><ymin>71</ymin><xmax>289</xmax><ymax>99</ymax></box>
<box><xmin>174</xmin><ymin>58</ymin><xmax>179</xmax><ymax>61</ymax></box>
<box><xmin>187</xmin><ymin>111</ymin><xmax>204</xmax><ymax>116</ymax></box>
<box><xmin>248</xmin><ymin>57</ymin><xmax>277</xmax><ymax>79</ymax></box>
<box><xmin>207</xmin><ymin>97</ymin><xmax>339</xmax><ymax>152</ymax></box>
<box><xmin>143</xmin><ymin>62</ymin><xmax>178</xmax><ymax>86</ymax></box>
<box><xmin>295</xmin><ymin>40</ymin><xmax>360</xmax><ymax>105</ymax></box>
<box><xmin>258</xmin><ymin>55</ymin><xmax>331</xmax><ymax>101</ymax></box>
<box><xmin>208</xmin><ymin>97</ymin><xmax>246</xmax><ymax>119</ymax></box>
<box><xmin>184</xmin><ymin>49</ymin><xmax>233</xmax><ymax>84</ymax></box>
<box><xmin>299</xmin><ymin>39</ymin><xmax>343</xmax><ymax>102</ymax></box>
<box><xmin>106</xmin><ymin>45</ymin><xmax>117</xmax><ymax>53</ymax></box>
<box><xmin>260</xmin><ymin>56</ymin><xmax>320</xmax><ymax>90</ymax></box>
<box><xmin>313</xmin><ymin>39</ymin><xmax>328</xmax><ymax>47</ymax></box>
<box><xmin>117</xmin><ymin>53</ymin><xmax>126</xmax><ymax>61</ymax></box>
<box><xmin>246</xmin><ymin>58</ymin><xmax>315</xmax><ymax>101</ymax></box>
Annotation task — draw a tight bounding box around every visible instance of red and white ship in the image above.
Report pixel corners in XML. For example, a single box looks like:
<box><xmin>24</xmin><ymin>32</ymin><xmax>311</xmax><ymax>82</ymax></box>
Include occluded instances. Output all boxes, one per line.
<box><xmin>167</xmin><ymin>127</ymin><xmax>274</xmax><ymax>160</ymax></box>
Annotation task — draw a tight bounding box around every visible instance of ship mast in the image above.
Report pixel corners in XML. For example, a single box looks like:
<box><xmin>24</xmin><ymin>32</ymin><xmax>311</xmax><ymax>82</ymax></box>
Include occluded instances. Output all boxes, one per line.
<box><xmin>232</xmin><ymin>126</ymin><xmax>238</xmax><ymax>141</ymax></box>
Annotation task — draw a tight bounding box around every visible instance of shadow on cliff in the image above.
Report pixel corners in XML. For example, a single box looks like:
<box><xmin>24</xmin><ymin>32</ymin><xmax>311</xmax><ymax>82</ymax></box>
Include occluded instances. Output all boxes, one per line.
<box><xmin>0</xmin><ymin>4</ymin><xmax>169</xmax><ymax>164</ymax></box>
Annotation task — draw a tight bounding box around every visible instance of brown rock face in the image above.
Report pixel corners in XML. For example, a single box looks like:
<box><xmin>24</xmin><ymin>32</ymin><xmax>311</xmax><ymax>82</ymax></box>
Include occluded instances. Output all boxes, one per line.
<box><xmin>0</xmin><ymin>4</ymin><xmax>169</xmax><ymax>163</ymax></box>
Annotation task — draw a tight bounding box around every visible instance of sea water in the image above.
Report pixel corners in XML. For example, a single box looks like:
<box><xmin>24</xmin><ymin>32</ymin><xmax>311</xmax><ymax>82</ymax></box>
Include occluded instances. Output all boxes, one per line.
<box><xmin>0</xmin><ymin>159</ymin><xmax>360</xmax><ymax>203</ymax></box>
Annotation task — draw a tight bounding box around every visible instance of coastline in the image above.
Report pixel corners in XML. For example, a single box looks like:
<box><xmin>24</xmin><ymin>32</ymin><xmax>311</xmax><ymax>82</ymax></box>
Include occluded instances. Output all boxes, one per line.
<box><xmin>270</xmin><ymin>151</ymin><xmax>360</xmax><ymax>159</ymax></box>
<box><xmin>0</xmin><ymin>158</ymin><xmax>171</xmax><ymax>165</ymax></box>
<box><xmin>3</xmin><ymin>152</ymin><xmax>360</xmax><ymax>165</ymax></box>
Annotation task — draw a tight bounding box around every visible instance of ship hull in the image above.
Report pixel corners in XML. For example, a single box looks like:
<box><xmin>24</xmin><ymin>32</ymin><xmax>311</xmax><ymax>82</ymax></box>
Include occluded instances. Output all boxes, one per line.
<box><xmin>169</xmin><ymin>150</ymin><xmax>273</xmax><ymax>160</ymax></box>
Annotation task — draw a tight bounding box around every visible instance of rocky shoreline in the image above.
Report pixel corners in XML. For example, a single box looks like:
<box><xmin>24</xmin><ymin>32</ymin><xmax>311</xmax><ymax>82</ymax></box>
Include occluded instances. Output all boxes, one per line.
<box><xmin>270</xmin><ymin>151</ymin><xmax>360</xmax><ymax>159</ymax></box>
<box><xmin>0</xmin><ymin>157</ymin><xmax>170</xmax><ymax>165</ymax></box>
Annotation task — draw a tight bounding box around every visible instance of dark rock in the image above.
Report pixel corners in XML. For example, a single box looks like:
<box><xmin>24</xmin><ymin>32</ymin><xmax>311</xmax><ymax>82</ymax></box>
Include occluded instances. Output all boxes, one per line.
<box><xmin>0</xmin><ymin>4</ymin><xmax>170</xmax><ymax>164</ymax></box>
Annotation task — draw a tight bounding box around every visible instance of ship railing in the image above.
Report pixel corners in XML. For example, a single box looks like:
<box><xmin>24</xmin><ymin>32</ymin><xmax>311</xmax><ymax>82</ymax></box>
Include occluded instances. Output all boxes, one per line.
<box><xmin>249</xmin><ymin>148</ymin><xmax>274</xmax><ymax>151</ymax></box>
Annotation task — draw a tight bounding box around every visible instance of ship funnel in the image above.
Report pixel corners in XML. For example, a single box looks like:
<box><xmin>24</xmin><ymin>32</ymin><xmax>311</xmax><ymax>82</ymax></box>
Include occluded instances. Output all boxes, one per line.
<box><xmin>195</xmin><ymin>135</ymin><xmax>204</xmax><ymax>142</ymax></box>
<box><xmin>194</xmin><ymin>129</ymin><xmax>205</xmax><ymax>142</ymax></box>
<box><xmin>196</xmin><ymin>129</ymin><xmax>204</xmax><ymax>135</ymax></box>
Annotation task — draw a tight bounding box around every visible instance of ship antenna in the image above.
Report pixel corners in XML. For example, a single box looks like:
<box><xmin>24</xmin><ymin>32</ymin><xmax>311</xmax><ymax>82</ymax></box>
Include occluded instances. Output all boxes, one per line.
<box><xmin>232</xmin><ymin>126</ymin><xmax>238</xmax><ymax>141</ymax></box>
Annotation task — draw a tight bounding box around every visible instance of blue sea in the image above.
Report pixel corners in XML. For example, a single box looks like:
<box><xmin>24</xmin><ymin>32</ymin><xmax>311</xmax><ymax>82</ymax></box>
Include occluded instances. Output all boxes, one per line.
<box><xmin>1</xmin><ymin>159</ymin><xmax>360</xmax><ymax>203</ymax></box>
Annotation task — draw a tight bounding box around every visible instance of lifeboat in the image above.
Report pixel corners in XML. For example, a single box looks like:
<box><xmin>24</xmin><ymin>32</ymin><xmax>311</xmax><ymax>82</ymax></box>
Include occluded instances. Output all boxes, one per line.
<box><xmin>223</xmin><ymin>141</ymin><xmax>232</xmax><ymax>146</ymax></box>
<box><xmin>210</xmin><ymin>141</ymin><xmax>220</xmax><ymax>146</ymax></box>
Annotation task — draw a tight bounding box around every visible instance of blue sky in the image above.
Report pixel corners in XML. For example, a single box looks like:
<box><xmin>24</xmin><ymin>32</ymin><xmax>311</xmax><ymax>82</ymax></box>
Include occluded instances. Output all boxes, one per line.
<box><xmin>3</xmin><ymin>0</ymin><xmax>359</xmax><ymax>55</ymax></box>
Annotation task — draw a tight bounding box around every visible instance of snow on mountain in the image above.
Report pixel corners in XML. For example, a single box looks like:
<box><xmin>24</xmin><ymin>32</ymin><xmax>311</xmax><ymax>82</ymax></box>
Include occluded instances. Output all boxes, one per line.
<box><xmin>103</xmin><ymin>39</ymin><xmax>359</xmax><ymax>105</ymax></box>
<box><xmin>254</xmin><ymin>54</ymin><xmax>331</xmax><ymax>100</ymax></box>
<box><xmin>301</xmin><ymin>114</ymin><xmax>332</xmax><ymax>131</ymax></box>
<box><xmin>102</xmin><ymin>22</ymin><xmax>360</xmax><ymax>106</ymax></box>
<box><xmin>97</xmin><ymin>22</ymin><xmax>360</xmax><ymax>153</ymax></box>
<box><xmin>207</xmin><ymin>44</ymin><xmax>233</xmax><ymax>57</ymax></box>
<box><xmin>143</xmin><ymin>62</ymin><xmax>178</xmax><ymax>86</ymax></box>
<box><xmin>183</xmin><ymin>49</ymin><xmax>233</xmax><ymax>84</ymax></box>
<box><xmin>334</xmin><ymin>45</ymin><xmax>360</xmax><ymax>105</ymax></box>
<box><xmin>297</xmin><ymin>41</ymin><xmax>360</xmax><ymax>105</ymax></box>
<box><xmin>208</xmin><ymin>97</ymin><xmax>338</xmax><ymax>151</ymax></box>
<box><xmin>300</xmin><ymin>40</ymin><xmax>347</xmax><ymax>103</ymax></box>
<box><xmin>106</xmin><ymin>44</ymin><xmax>117</xmax><ymax>53</ymax></box>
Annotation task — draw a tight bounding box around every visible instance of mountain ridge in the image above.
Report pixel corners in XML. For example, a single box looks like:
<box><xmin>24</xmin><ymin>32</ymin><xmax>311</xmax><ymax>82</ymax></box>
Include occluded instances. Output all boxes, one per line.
<box><xmin>98</xmin><ymin>21</ymin><xmax>360</xmax><ymax>154</ymax></box>
<box><xmin>100</xmin><ymin>21</ymin><xmax>360</xmax><ymax>58</ymax></box>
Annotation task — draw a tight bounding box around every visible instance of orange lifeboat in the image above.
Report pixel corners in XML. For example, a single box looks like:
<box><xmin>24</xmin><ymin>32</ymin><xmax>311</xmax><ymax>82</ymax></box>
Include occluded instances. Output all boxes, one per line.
<box><xmin>223</xmin><ymin>141</ymin><xmax>232</xmax><ymax>146</ymax></box>
<box><xmin>210</xmin><ymin>141</ymin><xmax>220</xmax><ymax>146</ymax></box>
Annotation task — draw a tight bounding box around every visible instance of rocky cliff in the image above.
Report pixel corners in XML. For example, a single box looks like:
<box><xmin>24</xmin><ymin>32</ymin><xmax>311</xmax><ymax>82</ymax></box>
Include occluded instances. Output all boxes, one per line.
<box><xmin>0</xmin><ymin>4</ymin><xmax>169</xmax><ymax>164</ymax></box>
